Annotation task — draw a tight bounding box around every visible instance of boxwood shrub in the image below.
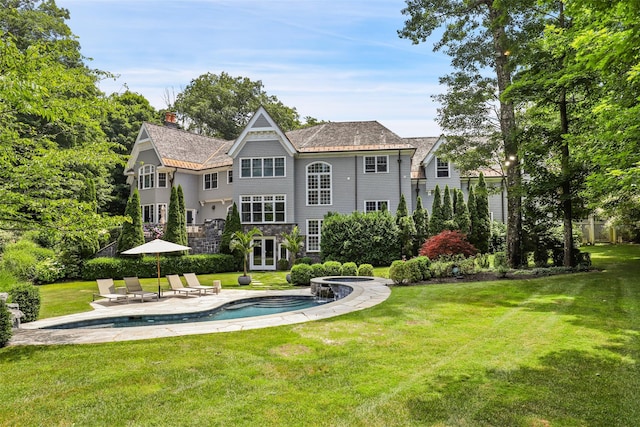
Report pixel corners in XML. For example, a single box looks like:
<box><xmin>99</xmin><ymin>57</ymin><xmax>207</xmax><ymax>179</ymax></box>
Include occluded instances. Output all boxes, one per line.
<box><xmin>291</xmin><ymin>264</ymin><xmax>313</xmax><ymax>285</ymax></box>
<box><xmin>323</xmin><ymin>261</ymin><xmax>342</xmax><ymax>276</ymax></box>
<box><xmin>340</xmin><ymin>262</ymin><xmax>358</xmax><ymax>276</ymax></box>
<box><xmin>357</xmin><ymin>263</ymin><xmax>374</xmax><ymax>277</ymax></box>
<box><xmin>82</xmin><ymin>254</ymin><xmax>236</xmax><ymax>281</ymax></box>
<box><xmin>389</xmin><ymin>260</ymin><xmax>408</xmax><ymax>285</ymax></box>
<box><xmin>311</xmin><ymin>263</ymin><xmax>326</xmax><ymax>278</ymax></box>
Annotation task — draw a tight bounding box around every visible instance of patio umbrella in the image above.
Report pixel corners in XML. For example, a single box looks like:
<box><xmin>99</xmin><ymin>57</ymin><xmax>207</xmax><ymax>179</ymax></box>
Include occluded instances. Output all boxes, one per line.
<box><xmin>121</xmin><ymin>239</ymin><xmax>191</xmax><ymax>295</ymax></box>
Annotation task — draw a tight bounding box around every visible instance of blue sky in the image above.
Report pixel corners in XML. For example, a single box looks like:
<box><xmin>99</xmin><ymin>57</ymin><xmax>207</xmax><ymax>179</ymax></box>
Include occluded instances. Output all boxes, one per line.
<box><xmin>57</xmin><ymin>0</ymin><xmax>448</xmax><ymax>137</ymax></box>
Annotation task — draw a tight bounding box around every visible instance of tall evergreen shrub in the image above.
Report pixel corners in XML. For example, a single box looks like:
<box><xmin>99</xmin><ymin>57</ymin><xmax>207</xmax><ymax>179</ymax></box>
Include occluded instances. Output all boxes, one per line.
<box><xmin>442</xmin><ymin>185</ymin><xmax>453</xmax><ymax>222</ymax></box>
<box><xmin>176</xmin><ymin>185</ymin><xmax>188</xmax><ymax>248</ymax></box>
<box><xmin>467</xmin><ymin>185</ymin><xmax>479</xmax><ymax>248</ymax></box>
<box><xmin>429</xmin><ymin>185</ymin><xmax>445</xmax><ymax>235</ymax></box>
<box><xmin>164</xmin><ymin>186</ymin><xmax>181</xmax><ymax>245</ymax></box>
<box><xmin>117</xmin><ymin>189</ymin><xmax>144</xmax><ymax>254</ymax></box>
<box><xmin>413</xmin><ymin>196</ymin><xmax>430</xmax><ymax>255</ymax></box>
<box><xmin>474</xmin><ymin>173</ymin><xmax>491</xmax><ymax>253</ymax></box>
<box><xmin>454</xmin><ymin>189</ymin><xmax>471</xmax><ymax>234</ymax></box>
<box><xmin>220</xmin><ymin>202</ymin><xmax>241</xmax><ymax>255</ymax></box>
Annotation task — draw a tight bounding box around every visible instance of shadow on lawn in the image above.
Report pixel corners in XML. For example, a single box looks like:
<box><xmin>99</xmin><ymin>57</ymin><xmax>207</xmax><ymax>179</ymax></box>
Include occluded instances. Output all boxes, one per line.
<box><xmin>406</xmin><ymin>347</ymin><xmax>640</xmax><ymax>426</ymax></box>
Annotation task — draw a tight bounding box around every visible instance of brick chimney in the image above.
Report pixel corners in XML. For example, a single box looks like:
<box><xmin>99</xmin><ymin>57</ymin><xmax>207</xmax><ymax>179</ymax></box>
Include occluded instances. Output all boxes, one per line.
<box><xmin>164</xmin><ymin>111</ymin><xmax>178</xmax><ymax>128</ymax></box>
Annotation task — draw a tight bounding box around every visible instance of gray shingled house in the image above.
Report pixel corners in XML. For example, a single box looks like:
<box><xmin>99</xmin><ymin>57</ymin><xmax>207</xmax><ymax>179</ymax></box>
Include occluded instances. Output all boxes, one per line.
<box><xmin>125</xmin><ymin>107</ymin><xmax>507</xmax><ymax>268</ymax></box>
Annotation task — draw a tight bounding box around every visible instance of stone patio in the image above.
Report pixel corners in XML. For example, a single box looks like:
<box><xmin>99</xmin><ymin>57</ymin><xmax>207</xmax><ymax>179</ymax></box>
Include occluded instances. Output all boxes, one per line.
<box><xmin>10</xmin><ymin>278</ymin><xmax>392</xmax><ymax>346</ymax></box>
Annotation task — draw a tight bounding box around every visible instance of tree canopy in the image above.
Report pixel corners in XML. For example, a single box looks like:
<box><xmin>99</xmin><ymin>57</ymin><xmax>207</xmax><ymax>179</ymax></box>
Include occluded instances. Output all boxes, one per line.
<box><xmin>172</xmin><ymin>72</ymin><xmax>308</xmax><ymax>140</ymax></box>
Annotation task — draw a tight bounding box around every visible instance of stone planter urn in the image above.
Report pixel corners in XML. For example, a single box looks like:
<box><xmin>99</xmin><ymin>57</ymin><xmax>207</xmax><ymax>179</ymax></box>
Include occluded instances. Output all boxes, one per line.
<box><xmin>237</xmin><ymin>275</ymin><xmax>252</xmax><ymax>286</ymax></box>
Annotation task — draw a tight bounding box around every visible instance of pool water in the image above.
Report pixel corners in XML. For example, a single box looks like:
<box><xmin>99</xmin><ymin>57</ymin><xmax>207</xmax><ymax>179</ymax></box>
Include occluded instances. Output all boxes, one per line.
<box><xmin>46</xmin><ymin>296</ymin><xmax>329</xmax><ymax>329</ymax></box>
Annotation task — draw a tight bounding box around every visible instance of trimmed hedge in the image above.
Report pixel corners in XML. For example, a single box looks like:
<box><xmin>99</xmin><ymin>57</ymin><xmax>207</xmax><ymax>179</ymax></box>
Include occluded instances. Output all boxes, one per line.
<box><xmin>9</xmin><ymin>283</ymin><xmax>40</xmax><ymax>323</ymax></box>
<box><xmin>82</xmin><ymin>254</ymin><xmax>237</xmax><ymax>280</ymax></box>
<box><xmin>0</xmin><ymin>300</ymin><xmax>12</xmax><ymax>347</ymax></box>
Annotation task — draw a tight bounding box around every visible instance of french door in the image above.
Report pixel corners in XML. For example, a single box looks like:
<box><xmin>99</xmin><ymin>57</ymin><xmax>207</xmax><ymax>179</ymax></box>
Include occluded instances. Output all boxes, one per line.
<box><xmin>250</xmin><ymin>237</ymin><xmax>276</xmax><ymax>270</ymax></box>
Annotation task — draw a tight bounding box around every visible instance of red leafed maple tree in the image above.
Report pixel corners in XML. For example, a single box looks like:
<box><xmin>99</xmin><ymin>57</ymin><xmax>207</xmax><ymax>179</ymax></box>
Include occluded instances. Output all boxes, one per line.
<box><xmin>419</xmin><ymin>230</ymin><xmax>477</xmax><ymax>260</ymax></box>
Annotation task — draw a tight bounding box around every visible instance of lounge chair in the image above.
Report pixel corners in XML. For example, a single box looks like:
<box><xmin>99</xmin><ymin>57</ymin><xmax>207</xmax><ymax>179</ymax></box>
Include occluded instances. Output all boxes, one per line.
<box><xmin>183</xmin><ymin>273</ymin><xmax>221</xmax><ymax>295</ymax></box>
<box><xmin>166</xmin><ymin>274</ymin><xmax>201</xmax><ymax>297</ymax></box>
<box><xmin>124</xmin><ymin>277</ymin><xmax>159</xmax><ymax>302</ymax></box>
<box><xmin>94</xmin><ymin>279</ymin><xmax>129</xmax><ymax>304</ymax></box>
<box><xmin>0</xmin><ymin>292</ymin><xmax>24</xmax><ymax>328</ymax></box>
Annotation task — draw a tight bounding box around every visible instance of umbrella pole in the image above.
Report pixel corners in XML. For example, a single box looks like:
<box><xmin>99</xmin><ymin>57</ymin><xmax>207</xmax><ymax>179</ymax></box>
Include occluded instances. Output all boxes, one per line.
<box><xmin>156</xmin><ymin>252</ymin><xmax>161</xmax><ymax>298</ymax></box>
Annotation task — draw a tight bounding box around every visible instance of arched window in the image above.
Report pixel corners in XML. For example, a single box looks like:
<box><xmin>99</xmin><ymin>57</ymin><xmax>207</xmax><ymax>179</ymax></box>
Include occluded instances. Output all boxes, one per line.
<box><xmin>307</xmin><ymin>162</ymin><xmax>332</xmax><ymax>206</ymax></box>
<box><xmin>138</xmin><ymin>165</ymin><xmax>155</xmax><ymax>189</ymax></box>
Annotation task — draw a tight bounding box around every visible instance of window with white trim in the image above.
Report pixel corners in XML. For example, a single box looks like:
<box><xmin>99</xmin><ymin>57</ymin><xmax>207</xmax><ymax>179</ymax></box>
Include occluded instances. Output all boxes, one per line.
<box><xmin>142</xmin><ymin>204</ymin><xmax>154</xmax><ymax>223</ymax></box>
<box><xmin>227</xmin><ymin>169</ymin><xmax>233</xmax><ymax>184</ymax></box>
<box><xmin>240</xmin><ymin>157</ymin><xmax>285</xmax><ymax>178</ymax></box>
<box><xmin>364</xmin><ymin>155</ymin><xmax>388</xmax><ymax>173</ymax></box>
<box><xmin>158</xmin><ymin>172</ymin><xmax>167</xmax><ymax>188</ymax></box>
<box><xmin>307</xmin><ymin>219</ymin><xmax>323</xmax><ymax>252</ymax></box>
<box><xmin>307</xmin><ymin>162</ymin><xmax>332</xmax><ymax>205</ymax></box>
<box><xmin>365</xmin><ymin>200</ymin><xmax>389</xmax><ymax>212</ymax></box>
<box><xmin>138</xmin><ymin>165</ymin><xmax>155</xmax><ymax>189</ymax></box>
<box><xmin>436</xmin><ymin>158</ymin><xmax>450</xmax><ymax>178</ymax></box>
<box><xmin>240</xmin><ymin>195</ymin><xmax>286</xmax><ymax>223</ymax></box>
<box><xmin>204</xmin><ymin>172</ymin><xmax>218</xmax><ymax>190</ymax></box>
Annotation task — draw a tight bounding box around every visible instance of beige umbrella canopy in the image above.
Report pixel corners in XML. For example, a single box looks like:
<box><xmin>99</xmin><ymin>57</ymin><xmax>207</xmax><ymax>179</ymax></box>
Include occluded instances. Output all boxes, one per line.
<box><xmin>121</xmin><ymin>239</ymin><xmax>191</xmax><ymax>292</ymax></box>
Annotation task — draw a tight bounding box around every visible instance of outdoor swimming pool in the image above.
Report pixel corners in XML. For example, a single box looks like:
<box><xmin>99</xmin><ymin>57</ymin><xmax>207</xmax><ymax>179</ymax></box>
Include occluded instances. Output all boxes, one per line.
<box><xmin>45</xmin><ymin>295</ymin><xmax>330</xmax><ymax>329</ymax></box>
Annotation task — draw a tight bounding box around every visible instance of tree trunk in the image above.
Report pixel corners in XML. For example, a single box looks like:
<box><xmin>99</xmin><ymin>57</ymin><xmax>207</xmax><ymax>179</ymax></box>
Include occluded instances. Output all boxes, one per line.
<box><xmin>559</xmin><ymin>4</ymin><xmax>574</xmax><ymax>267</ymax></box>
<box><xmin>489</xmin><ymin>5</ymin><xmax>523</xmax><ymax>268</ymax></box>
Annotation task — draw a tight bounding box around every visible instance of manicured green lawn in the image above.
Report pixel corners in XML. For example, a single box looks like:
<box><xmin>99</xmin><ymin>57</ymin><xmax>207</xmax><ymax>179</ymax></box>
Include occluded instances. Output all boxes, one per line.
<box><xmin>1</xmin><ymin>245</ymin><xmax>639</xmax><ymax>426</ymax></box>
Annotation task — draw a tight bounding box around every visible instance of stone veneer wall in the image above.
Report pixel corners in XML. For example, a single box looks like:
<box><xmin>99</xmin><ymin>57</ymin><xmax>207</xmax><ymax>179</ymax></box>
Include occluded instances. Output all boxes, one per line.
<box><xmin>188</xmin><ymin>219</ymin><xmax>225</xmax><ymax>254</ymax></box>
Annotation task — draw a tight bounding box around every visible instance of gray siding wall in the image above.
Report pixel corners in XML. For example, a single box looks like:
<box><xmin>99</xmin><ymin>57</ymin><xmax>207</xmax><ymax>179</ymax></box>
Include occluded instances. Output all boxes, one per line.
<box><xmin>136</xmin><ymin>149</ymin><xmax>171</xmax><ymax>208</ymax></box>
<box><xmin>294</xmin><ymin>151</ymin><xmax>414</xmax><ymax>237</ymax></box>
<box><xmin>196</xmin><ymin>167</ymin><xmax>233</xmax><ymax>221</ymax></box>
<box><xmin>233</xmin><ymin>139</ymin><xmax>296</xmax><ymax>227</ymax></box>
<box><xmin>173</xmin><ymin>172</ymin><xmax>200</xmax><ymax>221</ymax></box>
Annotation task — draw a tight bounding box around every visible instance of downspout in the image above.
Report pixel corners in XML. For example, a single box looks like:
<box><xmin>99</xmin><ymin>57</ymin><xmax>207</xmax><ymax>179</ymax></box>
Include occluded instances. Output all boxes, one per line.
<box><xmin>354</xmin><ymin>156</ymin><xmax>358</xmax><ymax>211</ymax></box>
<box><xmin>397</xmin><ymin>150</ymin><xmax>402</xmax><ymax>198</ymax></box>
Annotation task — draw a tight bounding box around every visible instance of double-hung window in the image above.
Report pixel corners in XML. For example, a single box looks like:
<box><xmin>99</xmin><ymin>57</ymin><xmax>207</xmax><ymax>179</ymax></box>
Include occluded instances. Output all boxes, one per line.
<box><xmin>138</xmin><ymin>165</ymin><xmax>155</xmax><ymax>189</ymax></box>
<box><xmin>204</xmin><ymin>172</ymin><xmax>218</xmax><ymax>190</ymax></box>
<box><xmin>240</xmin><ymin>157</ymin><xmax>285</xmax><ymax>178</ymax></box>
<box><xmin>240</xmin><ymin>195</ymin><xmax>286</xmax><ymax>223</ymax></box>
<box><xmin>364</xmin><ymin>200</ymin><xmax>388</xmax><ymax>212</ymax></box>
<box><xmin>307</xmin><ymin>162</ymin><xmax>332</xmax><ymax>205</ymax></box>
<box><xmin>306</xmin><ymin>219</ymin><xmax>323</xmax><ymax>252</ymax></box>
<box><xmin>157</xmin><ymin>172</ymin><xmax>167</xmax><ymax>188</ymax></box>
<box><xmin>364</xmin><ymin>155</ymin><xmax>388</xmax><ymax>173</ymax></box>
<box><xmin>436</xmin><ymin>158</ymin><xmax>450</xmax><ymax>178</ymax></box>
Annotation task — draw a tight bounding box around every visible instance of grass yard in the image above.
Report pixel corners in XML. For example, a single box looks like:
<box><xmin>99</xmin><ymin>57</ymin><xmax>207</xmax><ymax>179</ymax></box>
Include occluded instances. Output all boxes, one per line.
<box><xmin>1</xmin><ymin>245</ymin><xmax>639</xmax><ymax>426</ymax></box>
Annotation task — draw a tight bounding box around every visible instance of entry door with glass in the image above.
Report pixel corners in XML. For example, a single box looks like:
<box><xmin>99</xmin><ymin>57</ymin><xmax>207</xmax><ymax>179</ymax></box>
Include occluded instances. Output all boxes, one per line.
<box><xmin>250</xmin><ymin>237</ymin><xmax>276</xmax><ymax>270</ymax></box>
